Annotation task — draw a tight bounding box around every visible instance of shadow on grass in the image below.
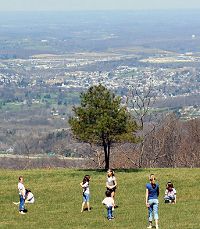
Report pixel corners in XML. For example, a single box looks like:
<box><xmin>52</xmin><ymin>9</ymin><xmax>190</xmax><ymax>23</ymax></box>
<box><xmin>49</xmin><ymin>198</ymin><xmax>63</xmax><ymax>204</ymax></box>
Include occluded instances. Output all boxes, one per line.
<box><xmin>83</xmin><ymin>207</ymin><xmax>92</xmax><ymax>211</ymax></box>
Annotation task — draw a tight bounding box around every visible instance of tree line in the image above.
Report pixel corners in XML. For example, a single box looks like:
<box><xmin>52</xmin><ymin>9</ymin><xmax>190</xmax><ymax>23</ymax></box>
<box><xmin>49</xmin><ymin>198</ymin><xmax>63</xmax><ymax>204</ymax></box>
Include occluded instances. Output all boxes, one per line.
<box><xmin>1</xmin><ymin>84</ymin><xmax>199</xmax><ymax>170</ymax></box>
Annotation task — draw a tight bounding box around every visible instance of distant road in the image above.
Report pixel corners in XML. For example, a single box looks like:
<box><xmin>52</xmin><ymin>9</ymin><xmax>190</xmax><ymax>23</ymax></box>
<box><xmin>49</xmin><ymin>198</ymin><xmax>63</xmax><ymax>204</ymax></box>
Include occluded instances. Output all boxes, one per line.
<box><xmin>0</xmin><ymin>154</ymin><xmax>85</xmax><ymax>160</ymax></box>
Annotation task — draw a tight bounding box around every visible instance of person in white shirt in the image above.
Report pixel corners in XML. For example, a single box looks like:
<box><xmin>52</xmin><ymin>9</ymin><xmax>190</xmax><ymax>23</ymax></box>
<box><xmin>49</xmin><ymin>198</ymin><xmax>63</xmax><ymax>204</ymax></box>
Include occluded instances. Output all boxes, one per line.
<box><xmin>164</xmin><ymin>182</ymin><xmax>177</xmax><ymax>204</ymax></box>
<box><xmin>106</xmin><ymin>169</ymin><xmax>117</xmax><ymax>208</ymax></box>
<box><xmin>80</xmin><ymin>175</ymin><xmax>90</xmax><ymax>212</ymax></box>
<box><xmin>102</xmin><ymin>190</ymin><xmax>115</xmax><ymax>220</ymax></box>
<box><xmin>18</xmin><ymin>176</ymin><xmax>26</xmax><ymax>214</ymax></box>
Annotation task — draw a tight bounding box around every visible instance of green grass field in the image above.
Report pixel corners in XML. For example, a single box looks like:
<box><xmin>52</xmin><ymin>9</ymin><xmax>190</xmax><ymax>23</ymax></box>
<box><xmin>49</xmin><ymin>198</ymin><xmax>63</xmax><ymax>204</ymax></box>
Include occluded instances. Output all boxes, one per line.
<box><xmin>0</xmin><ymin>168</ymin><xmax>199</xmax><ymax>229</ymax></box>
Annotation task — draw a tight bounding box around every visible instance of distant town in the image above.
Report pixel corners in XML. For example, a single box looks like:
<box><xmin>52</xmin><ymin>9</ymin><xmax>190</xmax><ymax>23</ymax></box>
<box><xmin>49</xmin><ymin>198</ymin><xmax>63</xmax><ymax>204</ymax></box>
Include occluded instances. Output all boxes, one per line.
<box><xmin>0</xmin><ymin>10</ymin><xmax>200</xmax><ymax>156</ymax></box>
<box><xmin>0</xmin><ymin>49</ymin><xmax>200</xmax><ymax>120</ymax></box>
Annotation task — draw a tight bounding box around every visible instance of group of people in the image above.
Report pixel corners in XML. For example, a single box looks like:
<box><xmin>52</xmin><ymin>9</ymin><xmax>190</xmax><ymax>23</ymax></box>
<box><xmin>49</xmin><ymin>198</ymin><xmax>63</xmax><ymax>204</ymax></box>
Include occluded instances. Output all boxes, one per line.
<box><xmin>80</xmin><ymin>171</ymin><xmax>177</xmax><ymax>227</ymax></box>
<box><xmin>80</xmin><ymin>169</ymin><xmax>117</xmax><ymax>220</ymax></box>
<box><xmin>146</xmin><ymin>174</ymin><xmax>177</xmax><ymax>229</ymax></box>
<box><xmin>16</xmin><ymin>171</ymin><xmax>176</xmax><ymax>228</ymax></box>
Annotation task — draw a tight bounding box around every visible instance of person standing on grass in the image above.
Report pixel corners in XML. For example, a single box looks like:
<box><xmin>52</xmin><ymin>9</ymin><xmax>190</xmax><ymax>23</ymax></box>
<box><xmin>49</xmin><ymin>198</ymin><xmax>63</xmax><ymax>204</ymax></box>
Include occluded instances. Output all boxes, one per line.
<box><xmin>145</xmin><ymin>174</ymin><xmax>159</xmax><ymax>229</ymax></box>
<box><xmin>80</xmin><ymin>175</ymin><xmax>91</xmax><ymax>212</ymax></box>
<box><xmin>18</xmin><ymin>176</ymin><xmax>26</xmax><ymax>214</ymax></box>
<box><xmin>106</xmin><ymin>169</ymin><xmax>117</xmax><ymax>209</ymax></box>
<box><xmin>102</xmin><ymin>190</ymin><xmax>115</xmax><ymax>220</ymax></box>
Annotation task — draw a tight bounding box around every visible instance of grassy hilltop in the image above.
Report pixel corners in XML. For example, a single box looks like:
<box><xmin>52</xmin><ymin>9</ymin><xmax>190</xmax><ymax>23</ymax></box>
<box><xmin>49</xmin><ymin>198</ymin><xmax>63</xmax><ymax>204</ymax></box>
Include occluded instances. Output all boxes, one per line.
<box><xmin>0</xmin><ymin>168</ymin><xmax>200</xmax><ymax>229</ymax></box>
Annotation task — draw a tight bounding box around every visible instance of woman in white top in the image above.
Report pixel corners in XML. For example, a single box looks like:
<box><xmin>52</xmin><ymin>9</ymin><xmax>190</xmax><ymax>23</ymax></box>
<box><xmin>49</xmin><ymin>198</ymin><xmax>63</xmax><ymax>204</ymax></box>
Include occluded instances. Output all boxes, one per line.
<box><xmin>80</xmin><ymin>175</ymin><xmax>90</xmax><ymax>212</ymax></box>
<box><xmin>106</xmin><ymin>169</ymin><xmax>117</xmax><ymax>207</ymax></box>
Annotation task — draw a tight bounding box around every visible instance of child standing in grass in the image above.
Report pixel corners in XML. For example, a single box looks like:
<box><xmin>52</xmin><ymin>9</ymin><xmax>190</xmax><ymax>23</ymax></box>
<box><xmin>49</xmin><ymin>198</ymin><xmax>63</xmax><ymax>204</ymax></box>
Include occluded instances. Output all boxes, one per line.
<box><xmin>102</xmin><ymin>190</ymin><xmax>115</xmax><ymax>220</ymax></box>
<box><xmin>18</xmin><ymin>176</ymin><xmax>26</xmax><ymax>214</ymax></box>
<box><xmin>80</xmin><ymin>175</ymin><xmax>90</xmax><ymax>212</ymax></box>
<box><xmin>145</xmin><ymin>174</ymin><xmax>159</xmax><ymax>229</ymax></box>
<box><xmin>106</xmin><ymin>169</ymin><xmax>117</xmax><ymax>208</ymax></box>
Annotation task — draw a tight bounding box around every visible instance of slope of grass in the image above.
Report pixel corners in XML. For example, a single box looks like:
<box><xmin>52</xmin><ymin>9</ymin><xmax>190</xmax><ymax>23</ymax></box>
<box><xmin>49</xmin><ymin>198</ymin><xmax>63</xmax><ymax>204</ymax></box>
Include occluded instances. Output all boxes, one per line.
<box><xmin>0</xmin><ymin>168</ymin><xmax>199</xmax><ymax>229</ymax></box>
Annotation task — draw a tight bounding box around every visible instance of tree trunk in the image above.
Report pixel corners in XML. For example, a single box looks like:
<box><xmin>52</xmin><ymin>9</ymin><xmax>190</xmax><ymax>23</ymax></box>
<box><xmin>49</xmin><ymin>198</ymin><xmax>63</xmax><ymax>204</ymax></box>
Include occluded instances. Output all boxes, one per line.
<box><xmin>102</xmin><ymin>133</ymin><xmax>111</xmax><ymax>170</ymax></box>
<box><xmin>103</xmin><ymin>142</ymin><xmax>109</xmax><ymax>170</ymax></box>
<box><xmin>138</xmin><ymin>140</ymin><xmax>144</xmax><ymax>168</ymax></box>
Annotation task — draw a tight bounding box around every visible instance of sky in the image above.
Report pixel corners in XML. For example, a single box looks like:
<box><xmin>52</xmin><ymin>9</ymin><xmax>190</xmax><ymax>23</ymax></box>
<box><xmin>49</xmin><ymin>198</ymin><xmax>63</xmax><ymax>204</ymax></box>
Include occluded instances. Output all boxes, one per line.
<box><xmin>0</xmin><ymin>0</ymin><xmax>200</xmax><ymax>11</ymax></box>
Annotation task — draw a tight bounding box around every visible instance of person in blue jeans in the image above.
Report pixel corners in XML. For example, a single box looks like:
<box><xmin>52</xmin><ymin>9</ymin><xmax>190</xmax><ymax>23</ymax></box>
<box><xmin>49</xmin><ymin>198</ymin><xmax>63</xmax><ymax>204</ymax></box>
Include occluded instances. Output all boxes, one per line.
<box><xmin>80</xmin><ymin>175</ymin><xmax>91</xmax><ymax>212</ymax></box>
<box><xmin>18</xmin><ymin>176</ymin><xmax>26</xmax><ymax>214</ymax></box>
<box><xmin>145</xmin><ymin>174</ymin><xmax>159</xmax><ymax>229</ymax></box>
<box><xmin>102</xmin><ymin>190</ymin><xmax>115</xmax><ymax>220</ymax></box>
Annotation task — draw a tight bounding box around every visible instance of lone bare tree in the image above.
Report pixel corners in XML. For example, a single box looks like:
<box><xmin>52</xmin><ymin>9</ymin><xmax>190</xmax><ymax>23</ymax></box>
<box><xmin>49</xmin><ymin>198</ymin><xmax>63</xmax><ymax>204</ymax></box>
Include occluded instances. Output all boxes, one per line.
<box><xmin>126</xmin><ymin>78</ymin><xmax>158</xmax><ymax>167</ymax></box>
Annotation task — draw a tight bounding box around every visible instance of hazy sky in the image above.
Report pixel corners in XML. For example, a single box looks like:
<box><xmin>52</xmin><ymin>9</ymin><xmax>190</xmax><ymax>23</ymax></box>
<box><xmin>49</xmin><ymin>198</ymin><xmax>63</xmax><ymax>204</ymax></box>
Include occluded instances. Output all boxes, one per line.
<box><xmin>0</xmin><ymin>0</ymin><xmax>200</xmax><ymax>11</ymax></box>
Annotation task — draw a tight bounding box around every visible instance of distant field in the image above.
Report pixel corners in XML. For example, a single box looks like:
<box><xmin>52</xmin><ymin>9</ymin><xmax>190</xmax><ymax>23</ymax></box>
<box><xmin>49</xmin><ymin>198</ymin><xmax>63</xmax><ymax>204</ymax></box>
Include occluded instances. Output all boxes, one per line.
<box><xmin>0</xmin><ymin>168</ymin><xmax>199</xmax><ymax>229</ymax></box>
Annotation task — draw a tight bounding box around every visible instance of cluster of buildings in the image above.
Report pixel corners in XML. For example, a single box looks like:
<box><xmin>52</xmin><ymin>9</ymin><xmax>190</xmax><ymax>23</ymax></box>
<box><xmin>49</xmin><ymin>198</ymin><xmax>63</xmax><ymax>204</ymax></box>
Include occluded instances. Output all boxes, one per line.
<box><xmin>0</xmin><ymin>51</ymin><xmax>200</xmax><ymax>119</ymax></box>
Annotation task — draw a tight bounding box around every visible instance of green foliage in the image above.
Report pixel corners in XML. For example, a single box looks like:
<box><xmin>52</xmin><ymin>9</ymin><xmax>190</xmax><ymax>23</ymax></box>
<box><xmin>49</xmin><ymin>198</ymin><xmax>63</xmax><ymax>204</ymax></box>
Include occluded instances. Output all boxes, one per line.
<box><xmin>1</xmin><ymin>168</ymin><xmax>200</xmax><ymax>229</ymax></box>
<box><xmin>69</xmin><ymin>84</ymin><xmax>138</xmax><ymax>144</ymax></box>
<box><xmin>69</xmin><ymin>84</ymin><xmax>139</xmax><ymax>169</ymax></box>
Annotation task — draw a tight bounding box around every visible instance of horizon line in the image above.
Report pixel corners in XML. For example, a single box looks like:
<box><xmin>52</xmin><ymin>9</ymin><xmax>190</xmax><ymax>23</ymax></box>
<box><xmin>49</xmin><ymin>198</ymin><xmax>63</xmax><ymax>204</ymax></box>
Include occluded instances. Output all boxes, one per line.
<box><xmin>0</xmin><ymin>8</ymin><xmax>200</xmax><ymax>12</ymax></box>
